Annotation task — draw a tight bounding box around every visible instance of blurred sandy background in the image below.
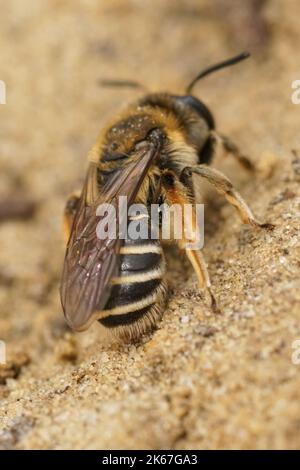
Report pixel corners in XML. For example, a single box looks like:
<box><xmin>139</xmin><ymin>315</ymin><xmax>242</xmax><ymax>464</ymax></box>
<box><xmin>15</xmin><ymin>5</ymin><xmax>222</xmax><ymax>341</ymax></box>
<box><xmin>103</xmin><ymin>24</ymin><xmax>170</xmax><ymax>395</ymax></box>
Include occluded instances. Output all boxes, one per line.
<box><xmin>0</xmin><ymin>0</ymin><xmax>300</xmax><ymax>449</ymax></box>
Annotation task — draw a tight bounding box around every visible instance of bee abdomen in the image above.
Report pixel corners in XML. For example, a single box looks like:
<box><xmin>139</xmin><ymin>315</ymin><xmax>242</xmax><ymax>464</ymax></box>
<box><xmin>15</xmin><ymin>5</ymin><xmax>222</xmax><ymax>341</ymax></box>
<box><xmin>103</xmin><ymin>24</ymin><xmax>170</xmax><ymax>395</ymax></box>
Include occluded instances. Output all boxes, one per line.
<box><xmin>98</xmin><ymin>240</ymin><xmax>167</xmax><ymax>340</ymax></box>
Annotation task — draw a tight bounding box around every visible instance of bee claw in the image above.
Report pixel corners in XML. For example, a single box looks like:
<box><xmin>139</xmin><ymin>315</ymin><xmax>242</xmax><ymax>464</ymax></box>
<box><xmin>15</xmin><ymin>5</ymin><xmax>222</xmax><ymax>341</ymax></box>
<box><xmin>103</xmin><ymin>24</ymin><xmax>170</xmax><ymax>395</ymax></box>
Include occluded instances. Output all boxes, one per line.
<box><xmin>248</xmin><ymin>218</ymin><xmax>275</xmax><ymax>231</ymax></box>
<box><xmin>207</xmin><ymin>289</ymin><xmax>221</xmax><ymax>314</ymax></box>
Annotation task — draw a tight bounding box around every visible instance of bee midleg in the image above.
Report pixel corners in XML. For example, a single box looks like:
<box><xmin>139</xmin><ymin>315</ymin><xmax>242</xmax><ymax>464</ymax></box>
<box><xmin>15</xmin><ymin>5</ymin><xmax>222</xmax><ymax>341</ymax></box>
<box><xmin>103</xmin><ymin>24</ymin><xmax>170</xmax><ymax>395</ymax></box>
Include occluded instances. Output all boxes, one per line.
<box><xmin>161</xmin><ymin>170</ymin><xmax>218</xmax><ymax>311</ymax></box>
<box><xmin>181</xmin><ymin>165</ymin><xmax>274</xmax><ymax>229</ymax></box>
<box><xmin>97</xmin><ymin>215</ymin><xmax>168</xmax><ymax>341</ymax></box>
<box><xmin>211</xmin><ymin>131</ymin><xmax>255</xmax><ymax>171</ymax></box>
<box><xmin>63</xmin><ymin>192</ymin><xmax>80</xmax><ymax>243</ymax></box>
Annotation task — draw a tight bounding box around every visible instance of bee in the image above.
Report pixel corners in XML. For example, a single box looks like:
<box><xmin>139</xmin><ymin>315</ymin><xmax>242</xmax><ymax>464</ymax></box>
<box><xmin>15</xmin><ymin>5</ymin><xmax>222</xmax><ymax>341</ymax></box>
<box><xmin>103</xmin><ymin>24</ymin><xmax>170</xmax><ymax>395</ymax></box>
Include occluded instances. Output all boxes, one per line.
<box><xmin>60</xmin><ymin>52</ymin><xmax>273</xmax><ymax>341</ymax></box>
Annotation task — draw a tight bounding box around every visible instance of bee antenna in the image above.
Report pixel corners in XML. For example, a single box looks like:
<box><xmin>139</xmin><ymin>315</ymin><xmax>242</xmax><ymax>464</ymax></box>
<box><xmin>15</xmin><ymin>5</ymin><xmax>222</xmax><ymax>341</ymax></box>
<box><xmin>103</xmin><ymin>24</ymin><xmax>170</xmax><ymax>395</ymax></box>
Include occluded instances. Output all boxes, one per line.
<box><xmin>186</xmin><ymin>52</ymin><xmax>251</xmax><ymax>94</ymax></box>
<box><xmin>99</xmin><ymin>79</ymin><xmax>145</xmax><ymax>90</ymax></box>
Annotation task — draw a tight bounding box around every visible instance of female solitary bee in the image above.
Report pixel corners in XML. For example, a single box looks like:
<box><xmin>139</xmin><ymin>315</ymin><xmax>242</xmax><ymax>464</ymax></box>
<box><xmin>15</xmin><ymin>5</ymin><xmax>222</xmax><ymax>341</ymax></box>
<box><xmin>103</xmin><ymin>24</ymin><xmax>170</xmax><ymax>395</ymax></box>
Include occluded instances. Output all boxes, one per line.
<box><xmin>60</xmin><ymin>52</ymin><xmax>272</xmax><ymax>341</ymax></box>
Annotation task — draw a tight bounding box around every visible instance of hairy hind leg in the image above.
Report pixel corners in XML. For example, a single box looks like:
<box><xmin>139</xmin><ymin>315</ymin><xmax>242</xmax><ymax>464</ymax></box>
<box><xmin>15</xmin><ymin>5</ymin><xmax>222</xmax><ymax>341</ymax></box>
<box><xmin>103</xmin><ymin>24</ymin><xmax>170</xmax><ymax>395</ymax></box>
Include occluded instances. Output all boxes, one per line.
<box><xmin>161</xmin><ymin>169</ymin><xmax>218</xmax><ymax>311</ymax></box>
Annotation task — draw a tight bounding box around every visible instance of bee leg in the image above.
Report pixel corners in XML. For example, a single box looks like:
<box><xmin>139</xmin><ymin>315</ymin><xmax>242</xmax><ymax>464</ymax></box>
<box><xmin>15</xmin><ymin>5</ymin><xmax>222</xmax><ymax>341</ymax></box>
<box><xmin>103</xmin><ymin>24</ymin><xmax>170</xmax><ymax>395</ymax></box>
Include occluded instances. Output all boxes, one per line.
<box><xmin>213</xmin><ymin>131</ymin><xmax>256</xmax><ymax>172</ymax></box>
<box><xmin>161</xmin><ymin>170</ymin><xmax>219</xmax><ymax>312</ymax></box>
<box><xmin>63</xmin><ymin>192</ymin><xmax>80</xmax><ymax>243</ymax></box>
<box><xmin>181</xmin><ymin>165</ymin><xmax>274</xmax><ymax>229</ymax></box>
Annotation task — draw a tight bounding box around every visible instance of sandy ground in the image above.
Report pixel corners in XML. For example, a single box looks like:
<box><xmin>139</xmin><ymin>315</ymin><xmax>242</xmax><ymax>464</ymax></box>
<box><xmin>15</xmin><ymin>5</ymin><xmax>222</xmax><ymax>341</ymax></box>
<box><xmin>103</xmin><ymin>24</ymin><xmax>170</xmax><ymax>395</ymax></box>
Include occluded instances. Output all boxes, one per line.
<box><xmin>0</xmin><ymin>0</ymin><xmax>300</xmax><ymax>450</ymax></box>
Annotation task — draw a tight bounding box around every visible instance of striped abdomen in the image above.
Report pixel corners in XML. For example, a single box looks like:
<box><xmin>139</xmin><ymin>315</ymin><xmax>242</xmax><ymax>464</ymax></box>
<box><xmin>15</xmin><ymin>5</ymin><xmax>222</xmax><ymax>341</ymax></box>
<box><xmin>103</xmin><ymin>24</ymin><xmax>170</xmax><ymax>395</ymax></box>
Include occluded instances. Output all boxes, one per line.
<box><xmin>98</xmin><ymin>236</ymin><xmax>167</xmax><ymax>340</ymax></box>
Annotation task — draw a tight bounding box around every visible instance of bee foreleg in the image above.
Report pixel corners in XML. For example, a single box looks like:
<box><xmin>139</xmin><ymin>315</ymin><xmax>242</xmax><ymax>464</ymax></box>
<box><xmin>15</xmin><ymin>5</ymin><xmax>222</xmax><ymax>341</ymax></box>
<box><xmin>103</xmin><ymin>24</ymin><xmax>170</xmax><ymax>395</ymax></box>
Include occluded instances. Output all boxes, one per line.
<box><xmin>212</xmin><ymin>131</ymin><xmax>255</xmax><ymax>172</ymax></box>
<box><xmin>63</xmin><ymin>191</ymin><xmax>80</xmax><ymax>243</ymax></box>
<box><xmin>181</xmin><ymin>165</ymin><xmax>274</xmax><ymax>229</ymax></box>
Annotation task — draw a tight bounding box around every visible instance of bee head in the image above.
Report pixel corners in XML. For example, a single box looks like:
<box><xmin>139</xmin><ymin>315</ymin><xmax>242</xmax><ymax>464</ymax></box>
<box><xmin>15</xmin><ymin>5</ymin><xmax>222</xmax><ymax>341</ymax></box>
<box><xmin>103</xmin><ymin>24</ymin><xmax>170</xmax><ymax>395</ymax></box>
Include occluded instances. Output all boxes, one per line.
<box><xmin>100</xmin><ymin>53</ymin><xmax>250</xmax><ymax>163</ymax></box>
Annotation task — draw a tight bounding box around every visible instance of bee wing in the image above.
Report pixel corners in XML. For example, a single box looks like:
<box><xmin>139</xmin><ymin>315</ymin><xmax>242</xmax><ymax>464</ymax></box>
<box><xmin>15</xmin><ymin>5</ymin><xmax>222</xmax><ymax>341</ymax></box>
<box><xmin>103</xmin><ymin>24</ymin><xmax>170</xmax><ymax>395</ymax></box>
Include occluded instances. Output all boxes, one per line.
<box><xmin>60</xmin><ymin>140</ymin><xmax>160</xmax><ymax>331</ymax></box>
